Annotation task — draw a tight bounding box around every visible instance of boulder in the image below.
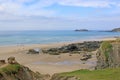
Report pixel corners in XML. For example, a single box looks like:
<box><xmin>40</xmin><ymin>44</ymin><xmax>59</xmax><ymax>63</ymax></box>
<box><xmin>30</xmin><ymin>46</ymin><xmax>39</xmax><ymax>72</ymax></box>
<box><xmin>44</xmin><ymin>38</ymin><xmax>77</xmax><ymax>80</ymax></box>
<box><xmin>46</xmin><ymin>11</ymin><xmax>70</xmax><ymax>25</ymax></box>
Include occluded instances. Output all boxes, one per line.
<box><xmin>27</xmin><ymin>48</ymin><xmax>40</xmax><ymax>54</ymax></box>
<box><xmin>80</xmin><ymin>53</ymin><xmax>92</xmax><ymax>61</ymax></box>
<box><xmin>8</xmin><ymin>56</ymin><xmax>18</xmax><ymax>64</ymax></box>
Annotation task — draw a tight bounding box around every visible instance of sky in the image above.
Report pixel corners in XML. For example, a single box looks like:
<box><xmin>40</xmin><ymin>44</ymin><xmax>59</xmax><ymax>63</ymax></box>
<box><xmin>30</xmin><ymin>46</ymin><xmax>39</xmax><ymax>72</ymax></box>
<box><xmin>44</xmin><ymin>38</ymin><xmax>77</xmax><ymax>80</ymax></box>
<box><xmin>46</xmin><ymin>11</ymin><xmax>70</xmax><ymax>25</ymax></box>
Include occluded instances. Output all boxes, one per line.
<box><xmin>0</xmin><ymin>0</ymin><xmax>120</xmax><ymax>30</ymax></box>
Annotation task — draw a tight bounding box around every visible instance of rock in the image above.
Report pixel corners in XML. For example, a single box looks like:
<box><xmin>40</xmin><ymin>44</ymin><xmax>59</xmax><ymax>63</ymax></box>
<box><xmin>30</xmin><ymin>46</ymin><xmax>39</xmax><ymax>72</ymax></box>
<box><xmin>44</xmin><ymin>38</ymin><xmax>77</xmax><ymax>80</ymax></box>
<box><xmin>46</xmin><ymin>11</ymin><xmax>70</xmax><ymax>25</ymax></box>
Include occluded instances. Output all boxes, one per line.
<box><xmin>80</xmin><ymin>53</ymin><xmax>92</xmax><ymax>61</ymax></box>
<box><xmin>8</xmin><ymin>56</ymin><xmax>18</xmax><ymax>64</ymax></box>
<box><xmin>96</xmin><ymin>41</ymin><xmax>120</xmax><ymax>69</ymax></box>
<box><xmin>42</xmin><ymin>41</ymin><xmax>101</xmax><ymax>54</ymax></box>
<box><xmin>0</xmin><ymin>60</ymin><xmax>6</xmax><ymax>66</ymax></box>
<box><xmin>69</xmin><ymin>54</ymin><xmax>72</xmax><ymax>56</ymax></box>
<box><xmin>27</xmin><ymin>48</ymin><xmax>40</xmax><ymax>54</ymax></box>
<box><xmin>111</xmin><ymin>28</ymin><xmax>120</xmax><ymax>32</ymax></box>
<box><xmin>75</xmin><ymin>29</ymin><xmax>88</xmax><ymax>32</ymax></box>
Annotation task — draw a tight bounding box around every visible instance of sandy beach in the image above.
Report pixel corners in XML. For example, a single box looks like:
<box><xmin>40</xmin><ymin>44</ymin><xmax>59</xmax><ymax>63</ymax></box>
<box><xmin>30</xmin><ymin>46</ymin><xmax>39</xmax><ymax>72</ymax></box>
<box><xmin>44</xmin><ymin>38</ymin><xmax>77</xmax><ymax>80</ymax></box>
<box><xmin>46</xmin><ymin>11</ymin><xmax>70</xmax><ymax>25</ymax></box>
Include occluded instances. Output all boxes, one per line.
<box><xmin>0</xmin><ymin>37</ymin><xmax>117</xmax><ymax>75</ymax></box>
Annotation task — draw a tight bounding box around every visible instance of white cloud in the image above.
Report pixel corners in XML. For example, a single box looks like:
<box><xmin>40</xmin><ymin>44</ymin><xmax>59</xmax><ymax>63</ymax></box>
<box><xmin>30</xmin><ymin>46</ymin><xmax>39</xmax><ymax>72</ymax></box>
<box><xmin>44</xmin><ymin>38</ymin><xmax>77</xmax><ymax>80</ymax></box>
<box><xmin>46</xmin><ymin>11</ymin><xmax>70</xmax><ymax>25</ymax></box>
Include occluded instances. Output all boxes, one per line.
<box><xmin>58</xmin><ymin>0</ymin><xmax>112</xmax><ymax>8</ymax></box>
<box><xmin>0</xmin><ymin>0</ymin><xmax>119</xmax><ymax>23</ymax></box>
<box><xmin>0</xmin><ymin>6</ymin><xmax>4</xmax><ymax>11</ymax></box>
<box><xmin>0</xmin><ymin>0</ymin><xmax>56</xmax><ymax>17</ymax></box>
<box><xmin>0</xmin><ymin>0</ymin><xmax>119</xmax><ymax>17</ymax></box>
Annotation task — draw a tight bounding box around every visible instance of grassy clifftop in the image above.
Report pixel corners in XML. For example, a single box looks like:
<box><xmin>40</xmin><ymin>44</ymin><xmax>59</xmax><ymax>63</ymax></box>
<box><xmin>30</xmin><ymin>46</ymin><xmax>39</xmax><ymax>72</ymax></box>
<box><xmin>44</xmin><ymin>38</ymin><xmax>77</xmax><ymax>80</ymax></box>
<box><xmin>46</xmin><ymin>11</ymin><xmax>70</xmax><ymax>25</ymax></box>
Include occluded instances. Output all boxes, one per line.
<box><xmin>0</xmin><ymin>64</ymin><xmax>21</xmax><ymax>74</ymax></box>
<box><xmin>100</xmin><ymin>41</ymin><xmax>112</xmax><ymax>61</ymax></box>
<box><xmin>60</xmin><ymin>68</ymin><xmax>120</xmax><ymax>80</ymax></box>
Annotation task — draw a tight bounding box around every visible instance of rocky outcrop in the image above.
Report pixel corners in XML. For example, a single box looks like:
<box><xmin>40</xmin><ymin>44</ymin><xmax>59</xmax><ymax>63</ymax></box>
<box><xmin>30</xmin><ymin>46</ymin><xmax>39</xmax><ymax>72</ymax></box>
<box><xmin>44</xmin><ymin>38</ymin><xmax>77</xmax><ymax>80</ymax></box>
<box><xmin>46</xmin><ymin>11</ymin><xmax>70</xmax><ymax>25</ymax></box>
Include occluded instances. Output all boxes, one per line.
<box><xmin>42</xmin><ymin>41</ymin><xmax>101</xmax><ymax>55</ymax></box>
<box><xmin>0</xmin><ymin>57</ymin><xmax>50</xmax><ymax>80</ymax></box>
<box><xmin>80</xmin><ymin>53</ymin><xmax>92</xmax><ymax>61</ymax></box>
<box><xmin>75</xmin><ymin>29</ymin><xmax>88</xmax><ymax>32</ymax></box>
<box><xmin>111</xmin><ymin>28</ymin><xmax>120</xmax><ymax>32</ymax></box>
<box><xmin>96</xmin><ymin>41</ymin><xmax>120</xmax><ymax>69</ymax></box>
<box><xmin>8</xmin><ymin>57</ymin><xmax>18</xmax><ymax>64</ymax></box>
<box><xmin>0</xmin><ymin>60</ymin><xmax>6</xmax><ymax>66</ymax></box>
<box><xmin>27</xmin><ymin>48</ymin><xmax>40</xmax><ymax>54</ymax></box>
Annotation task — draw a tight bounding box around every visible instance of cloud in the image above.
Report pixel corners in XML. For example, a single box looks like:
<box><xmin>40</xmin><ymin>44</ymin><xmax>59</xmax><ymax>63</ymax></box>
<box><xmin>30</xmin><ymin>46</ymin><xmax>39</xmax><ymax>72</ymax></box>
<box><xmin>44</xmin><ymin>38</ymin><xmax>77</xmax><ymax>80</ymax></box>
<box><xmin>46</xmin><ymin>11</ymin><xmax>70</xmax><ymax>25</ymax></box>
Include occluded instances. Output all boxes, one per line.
<box><xmin>0</xmin><ymin>0</ymin><xmax>119</xmax><ymax>17</ymax></box>
<box><xmin>0</xmin><ymin>0</ymin><xmax>56</xmax><ymax>17</ymax></box>
<box><xmin>0</xmin><ymin>0</ymin><xmax>120</xmax><ymax>31</ymax></box>
<box><xmin>58</xmin><ymin>0</ymin><xmax>113</xmax><ymax>8</ymax></box>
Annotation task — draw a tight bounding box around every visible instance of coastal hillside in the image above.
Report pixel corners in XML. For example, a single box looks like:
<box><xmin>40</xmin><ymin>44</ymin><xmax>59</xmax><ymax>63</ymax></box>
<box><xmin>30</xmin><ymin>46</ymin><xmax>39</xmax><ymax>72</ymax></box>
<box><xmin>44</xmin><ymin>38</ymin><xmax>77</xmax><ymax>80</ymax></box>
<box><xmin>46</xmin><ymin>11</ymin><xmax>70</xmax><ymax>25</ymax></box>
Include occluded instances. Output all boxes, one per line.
<box><xmin>96</xmin><ymin>40</ymin><xmax>120</xmax><ymax>69</ymax></box>
<box><xmin>0</xmin><ymin>57</ymin><xmax>50</xmax><ymax>80</ymax></box>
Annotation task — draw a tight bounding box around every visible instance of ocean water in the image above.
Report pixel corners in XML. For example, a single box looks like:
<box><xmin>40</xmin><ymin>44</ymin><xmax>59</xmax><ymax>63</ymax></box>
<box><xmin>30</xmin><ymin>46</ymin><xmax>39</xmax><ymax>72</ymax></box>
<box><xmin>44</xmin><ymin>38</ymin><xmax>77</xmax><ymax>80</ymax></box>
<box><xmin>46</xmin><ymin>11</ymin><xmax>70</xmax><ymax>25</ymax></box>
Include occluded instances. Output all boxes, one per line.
<box><xmin>0</xmin><ymin>30</ymin><xmax>120</xmax><ymax>45</ymax></box>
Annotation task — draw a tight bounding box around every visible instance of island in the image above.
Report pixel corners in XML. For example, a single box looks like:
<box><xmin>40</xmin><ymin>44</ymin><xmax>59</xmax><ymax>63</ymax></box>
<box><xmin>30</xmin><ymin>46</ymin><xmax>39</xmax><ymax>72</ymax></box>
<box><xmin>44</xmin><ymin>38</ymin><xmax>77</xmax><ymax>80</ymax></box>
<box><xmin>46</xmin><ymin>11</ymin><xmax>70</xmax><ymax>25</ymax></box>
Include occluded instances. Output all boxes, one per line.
<box><xmin>75</xmin><ymin>29</ymin><xmax>88</xmax><ymax>32</ymax></box>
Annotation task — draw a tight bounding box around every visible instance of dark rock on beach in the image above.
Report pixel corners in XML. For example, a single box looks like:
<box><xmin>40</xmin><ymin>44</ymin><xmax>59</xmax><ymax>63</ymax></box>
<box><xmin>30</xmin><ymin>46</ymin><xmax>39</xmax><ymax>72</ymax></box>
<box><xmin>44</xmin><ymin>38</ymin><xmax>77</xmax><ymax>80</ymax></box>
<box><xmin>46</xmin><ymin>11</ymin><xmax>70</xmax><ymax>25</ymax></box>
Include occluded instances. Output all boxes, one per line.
<box><xmin>27</xmin><ymin>48</ymin><xmax>40</xmax><ymax>54</ymax></box>
<box><xmin>80</xmin><ymin>53</ymin><xmax>92</xmax><ymax>61</ymax></box>
<box><xmin>42</xmin><ymin>41</ymin><xmax>102</xmax><ymax>54</ymax></box>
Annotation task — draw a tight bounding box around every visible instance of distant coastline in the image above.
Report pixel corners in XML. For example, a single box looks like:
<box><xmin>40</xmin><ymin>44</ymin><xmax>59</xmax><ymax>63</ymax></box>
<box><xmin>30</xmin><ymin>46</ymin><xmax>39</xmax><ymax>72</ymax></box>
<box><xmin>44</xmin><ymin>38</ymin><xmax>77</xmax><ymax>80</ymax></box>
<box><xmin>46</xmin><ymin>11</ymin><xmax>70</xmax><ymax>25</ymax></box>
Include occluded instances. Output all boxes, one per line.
<box><xmin>0</xmin><ymin>30</ymin><xmax>120</xmax><ymax>46</ymax></box>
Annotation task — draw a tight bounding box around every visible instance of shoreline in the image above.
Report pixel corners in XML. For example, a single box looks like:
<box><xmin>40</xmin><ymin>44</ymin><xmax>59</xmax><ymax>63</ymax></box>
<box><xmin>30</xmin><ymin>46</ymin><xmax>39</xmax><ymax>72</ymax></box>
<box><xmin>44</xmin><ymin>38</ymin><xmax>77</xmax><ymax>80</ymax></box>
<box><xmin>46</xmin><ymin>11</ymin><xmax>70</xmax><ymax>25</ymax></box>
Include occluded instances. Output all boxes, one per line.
<box><xmin>0</xmin><ymin>37</ymin><xmax>117</xmax><ymax>75</ymax></box>
<box><xmin>0</xmin><ymin>37</ymin><xmax>117</xmax><ymax>47</ymax></box>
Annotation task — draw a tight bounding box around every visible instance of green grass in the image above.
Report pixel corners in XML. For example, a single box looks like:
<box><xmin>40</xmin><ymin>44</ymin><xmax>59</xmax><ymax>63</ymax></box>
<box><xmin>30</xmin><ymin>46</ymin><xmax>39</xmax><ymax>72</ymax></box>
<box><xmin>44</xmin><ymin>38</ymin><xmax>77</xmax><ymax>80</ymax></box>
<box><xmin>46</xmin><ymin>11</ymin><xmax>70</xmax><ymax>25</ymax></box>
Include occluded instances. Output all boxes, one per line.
<box><xmin>0</xmin><ymin>64</ymin><xmax>21</xmax><ymax>74</ymax></box>
<box><xmin>60</xmin><ymin>68</ymin><xmax>120</xmax><ymax>80</ymax></box>
<box><xmin>101</xmin><ymin>41</ymin><xmax>112</xmax><ymax>61</ymax></box>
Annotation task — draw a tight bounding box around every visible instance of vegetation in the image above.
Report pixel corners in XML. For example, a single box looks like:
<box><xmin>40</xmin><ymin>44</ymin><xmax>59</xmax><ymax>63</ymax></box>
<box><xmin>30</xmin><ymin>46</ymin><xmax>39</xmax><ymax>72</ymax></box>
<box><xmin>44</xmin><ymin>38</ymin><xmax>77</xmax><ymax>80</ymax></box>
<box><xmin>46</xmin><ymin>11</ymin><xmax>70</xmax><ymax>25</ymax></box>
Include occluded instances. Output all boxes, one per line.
<box><xmin>116</xmin><ymin>38</ymin><xmax>120</xmax><ymax>42</ymax></box>
<box><xmin>60</xmin><ymin>68</ymin><xmax>120</xmax><ymax>80</ymax></box>
<box><xmin>0</xmin><ymin>64</ymin><xmax>21</xmax><ymax>74</ymax></box>
<box><xmin>101</xmin><ymin>41</ymin><xmax>112</xmax><ymax>61</ymax></box>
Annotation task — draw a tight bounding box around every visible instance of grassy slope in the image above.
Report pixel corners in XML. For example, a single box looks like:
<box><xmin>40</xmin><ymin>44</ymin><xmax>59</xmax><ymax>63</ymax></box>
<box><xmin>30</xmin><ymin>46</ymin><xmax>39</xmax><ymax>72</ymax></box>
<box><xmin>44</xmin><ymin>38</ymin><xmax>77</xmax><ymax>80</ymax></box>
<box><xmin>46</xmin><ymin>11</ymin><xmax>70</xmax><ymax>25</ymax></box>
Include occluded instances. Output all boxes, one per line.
<box><xmin>0</xmin><ymin>64</ymin><xmax>21</xmax><ymax>74</ymax></box>
<box><xmin>60</xmin><ymin>68</ymin><xmax>120</xmax><ymax>80</ymax></box>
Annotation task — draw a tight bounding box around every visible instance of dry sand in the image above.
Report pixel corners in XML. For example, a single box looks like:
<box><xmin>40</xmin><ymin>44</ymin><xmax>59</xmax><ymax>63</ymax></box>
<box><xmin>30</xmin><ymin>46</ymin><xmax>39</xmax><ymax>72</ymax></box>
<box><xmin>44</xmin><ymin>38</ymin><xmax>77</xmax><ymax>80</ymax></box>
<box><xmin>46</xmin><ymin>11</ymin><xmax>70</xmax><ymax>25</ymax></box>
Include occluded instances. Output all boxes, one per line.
<box><xmin>0</xmin><ymin>37</ymin><xmax>117</xmax><ymax>75</ymax></box>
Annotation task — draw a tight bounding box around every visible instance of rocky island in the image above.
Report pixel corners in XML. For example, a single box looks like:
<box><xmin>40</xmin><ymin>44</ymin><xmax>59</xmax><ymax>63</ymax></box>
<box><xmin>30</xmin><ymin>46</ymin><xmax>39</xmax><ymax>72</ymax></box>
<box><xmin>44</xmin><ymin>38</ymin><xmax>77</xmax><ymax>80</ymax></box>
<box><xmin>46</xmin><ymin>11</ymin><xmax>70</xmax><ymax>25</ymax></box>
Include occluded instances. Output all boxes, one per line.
<box><xmin>75</xmin><ymin>29</ymin><xmax>88</xmax><ymax>32</ymax></box>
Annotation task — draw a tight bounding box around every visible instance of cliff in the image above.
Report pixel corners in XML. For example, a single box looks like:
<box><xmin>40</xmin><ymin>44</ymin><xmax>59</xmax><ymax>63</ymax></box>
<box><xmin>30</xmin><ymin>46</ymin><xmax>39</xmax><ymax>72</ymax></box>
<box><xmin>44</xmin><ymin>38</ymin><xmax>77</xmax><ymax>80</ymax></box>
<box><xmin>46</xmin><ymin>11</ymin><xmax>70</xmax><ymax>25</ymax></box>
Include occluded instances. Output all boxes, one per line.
<box><xmin>0</xmin><ymin>57</ymin><xmax>50</xmax><ymax>80</ymax></box>
<box><xmin>96</xmin><ymin>41</ymin><xmax>120</xmax><ymax>69</ymax></box>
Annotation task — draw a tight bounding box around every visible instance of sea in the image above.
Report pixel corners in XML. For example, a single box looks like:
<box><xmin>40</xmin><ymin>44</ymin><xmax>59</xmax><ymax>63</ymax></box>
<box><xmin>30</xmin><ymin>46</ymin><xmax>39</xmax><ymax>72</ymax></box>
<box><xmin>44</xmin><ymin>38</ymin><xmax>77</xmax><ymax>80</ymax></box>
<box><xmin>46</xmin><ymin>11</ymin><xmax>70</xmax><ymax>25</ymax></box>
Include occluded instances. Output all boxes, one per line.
<box><xmin>0</xmin><ymin>30</ymin><xmax>120</xmax><ymax>46</ymax></box>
